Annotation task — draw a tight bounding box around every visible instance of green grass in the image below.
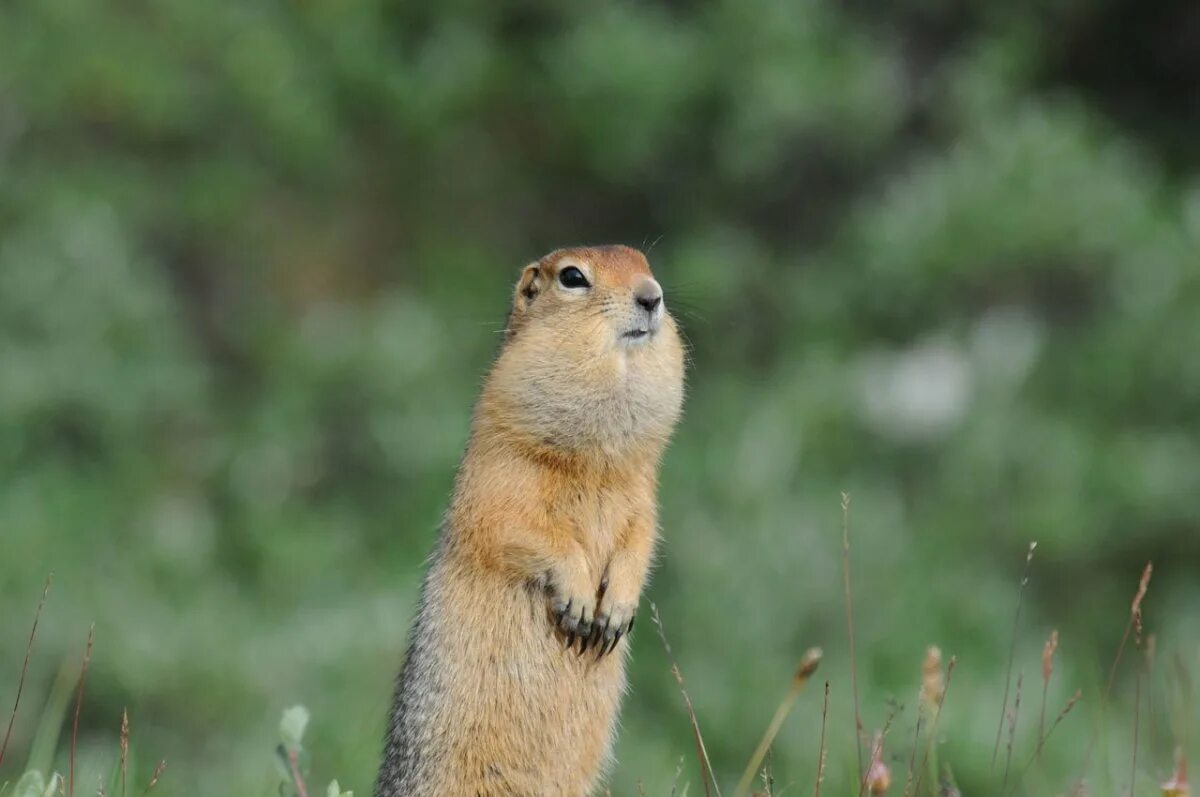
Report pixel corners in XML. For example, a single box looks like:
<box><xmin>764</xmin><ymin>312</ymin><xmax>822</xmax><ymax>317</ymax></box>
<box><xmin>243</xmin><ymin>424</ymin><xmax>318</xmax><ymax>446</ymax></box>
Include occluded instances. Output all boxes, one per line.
<box><xmin>2</xmin><ymin>533</ymin><xmax>1191</xmax><ymax>797</ymax></box>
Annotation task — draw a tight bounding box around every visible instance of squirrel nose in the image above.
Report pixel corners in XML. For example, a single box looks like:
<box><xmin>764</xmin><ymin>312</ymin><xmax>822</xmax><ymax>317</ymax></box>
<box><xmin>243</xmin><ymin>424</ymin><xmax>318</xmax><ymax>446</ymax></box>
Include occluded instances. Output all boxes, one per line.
<box><xmin>635</xmin><ymin>281</ymin><xmax>663</xmax><ymax>313</ymax></box>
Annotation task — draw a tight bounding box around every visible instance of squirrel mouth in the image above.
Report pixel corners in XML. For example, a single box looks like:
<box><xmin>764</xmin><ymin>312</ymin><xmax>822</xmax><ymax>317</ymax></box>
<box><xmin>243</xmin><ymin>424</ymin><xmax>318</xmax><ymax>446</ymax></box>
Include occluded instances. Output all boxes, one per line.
<box><xmin>622</xmin><ymin>312</ymin><xmax>662</xmax><ymax>344</ymax></box>
<box><xmin>622</xmin><ymin>328</ymin><xmax>652</xmax><ymax>341</ymax></box>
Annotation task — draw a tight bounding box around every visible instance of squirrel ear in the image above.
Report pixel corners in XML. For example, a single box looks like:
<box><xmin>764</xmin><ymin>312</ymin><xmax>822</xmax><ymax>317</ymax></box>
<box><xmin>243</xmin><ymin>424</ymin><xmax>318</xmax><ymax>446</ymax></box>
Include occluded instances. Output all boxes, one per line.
<box><xmin>513</xmin><ymin>264</ymin><xmax>543</xmax><ymax>315</ymax></box>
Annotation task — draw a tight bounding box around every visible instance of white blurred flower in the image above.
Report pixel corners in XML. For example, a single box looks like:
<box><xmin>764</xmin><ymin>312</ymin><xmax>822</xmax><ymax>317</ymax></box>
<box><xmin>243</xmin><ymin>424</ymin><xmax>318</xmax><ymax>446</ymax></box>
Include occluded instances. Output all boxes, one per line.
<box><xmin>970</xmin><ymin>305</ymin><xmax>1043</xmax><ymax>388</ymax></box>
<box><xmin>858</xmin><ymin>337</ymin><xmax>971</xmax><ymax>441</ymax></box>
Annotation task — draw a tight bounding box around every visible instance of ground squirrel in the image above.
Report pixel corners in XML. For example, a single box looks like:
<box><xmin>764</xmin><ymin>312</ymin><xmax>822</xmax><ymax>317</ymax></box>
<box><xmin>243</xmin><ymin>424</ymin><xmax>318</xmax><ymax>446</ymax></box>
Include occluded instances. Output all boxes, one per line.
<box><xmin>375</xmin><ymin>245</ymin><xmax>686</xmax><ymax>796</ymax></box>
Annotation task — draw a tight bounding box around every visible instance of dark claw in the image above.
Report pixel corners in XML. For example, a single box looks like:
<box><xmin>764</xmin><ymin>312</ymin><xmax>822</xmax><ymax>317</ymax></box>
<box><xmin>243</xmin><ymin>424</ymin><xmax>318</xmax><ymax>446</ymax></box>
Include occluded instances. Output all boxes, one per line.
<box><xmin>566</xmin><ymin>630</ymin><xmax>577</xmax><ymax>649</ymax></box>
<box><xmin>611</xmin><ymin>629</ymin><xmax>624</xmax><ymax>654</ymax></box>
<box><xmin>555</xmin><ymin>598</ymin><xmax>570</xmax><ymax>625</ymax></box>
<box><xmin>579</xmin><ymin>633</ymin><xmax>592</xmax><ymax>654</ymax></box>
<box><xmin>590</xmin><ymin>625</ymin><xmax>605</xmax><ymax>657</ymax></box>
<box><xmin>628</xmin><ymin>613</ymin><xmax>636</xmax><ymax>633</ymax></box>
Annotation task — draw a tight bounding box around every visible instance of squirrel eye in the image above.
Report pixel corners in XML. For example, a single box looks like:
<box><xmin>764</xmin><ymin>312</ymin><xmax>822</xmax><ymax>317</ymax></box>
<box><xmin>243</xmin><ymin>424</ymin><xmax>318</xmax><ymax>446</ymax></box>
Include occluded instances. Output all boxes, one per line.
<box><xmin>558</xmin><ymin>266</ymin><xmax>590</xmax><ymax>289</ymax></box>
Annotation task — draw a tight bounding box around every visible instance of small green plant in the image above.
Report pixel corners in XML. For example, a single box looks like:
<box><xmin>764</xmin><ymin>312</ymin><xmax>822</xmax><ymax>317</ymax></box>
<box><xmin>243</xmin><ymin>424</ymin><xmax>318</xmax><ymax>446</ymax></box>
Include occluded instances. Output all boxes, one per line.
<box><xmin>275</xmin><ymin>705</ymin><xmax>351</xmax><ymax>797</ymax></box>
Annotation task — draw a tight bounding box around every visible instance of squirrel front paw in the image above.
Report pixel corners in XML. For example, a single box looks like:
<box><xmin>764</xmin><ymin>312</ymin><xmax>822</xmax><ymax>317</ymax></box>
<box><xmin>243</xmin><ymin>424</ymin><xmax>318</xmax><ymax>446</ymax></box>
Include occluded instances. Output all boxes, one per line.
<box><xmin>592</xmin><ymin>592</ymin><xmax>636</xmax><ymax>658</ymax></box>
<box><xmin>547</xmin><ymin>559</ymin><xmax>598</xmax><ymax>653</ymax></box>
<box><xmin>550</xmin><ymin>590</ymin><xmax>597</xmax><ymax>652</ymax></box>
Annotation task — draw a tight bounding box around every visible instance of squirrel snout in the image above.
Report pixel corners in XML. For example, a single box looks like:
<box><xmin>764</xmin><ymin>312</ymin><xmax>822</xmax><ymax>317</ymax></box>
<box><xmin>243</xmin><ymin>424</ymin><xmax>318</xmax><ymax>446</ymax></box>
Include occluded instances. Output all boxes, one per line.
<box><xmin>634</xmin><ymin>280</ymin><xmax>663</xmax><ymax>314</ymax></box>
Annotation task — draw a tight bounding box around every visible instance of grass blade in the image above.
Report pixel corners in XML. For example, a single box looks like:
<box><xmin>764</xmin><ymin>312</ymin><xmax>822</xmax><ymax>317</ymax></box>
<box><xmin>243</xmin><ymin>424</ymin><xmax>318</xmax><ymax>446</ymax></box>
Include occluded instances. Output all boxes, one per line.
<box><xmin>733</xmin><ymin>648</ymin><xmax>822</xmax><ymax>797</ymax></box>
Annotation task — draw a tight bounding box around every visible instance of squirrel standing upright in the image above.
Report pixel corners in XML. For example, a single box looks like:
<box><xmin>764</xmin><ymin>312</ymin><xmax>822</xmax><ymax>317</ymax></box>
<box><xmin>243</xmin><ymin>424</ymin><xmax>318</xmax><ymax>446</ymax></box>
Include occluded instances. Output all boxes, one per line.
<box><xmin>375</xmin><ymin>245</ymin><xmax>686</xmax><ymax>796</ymax></box>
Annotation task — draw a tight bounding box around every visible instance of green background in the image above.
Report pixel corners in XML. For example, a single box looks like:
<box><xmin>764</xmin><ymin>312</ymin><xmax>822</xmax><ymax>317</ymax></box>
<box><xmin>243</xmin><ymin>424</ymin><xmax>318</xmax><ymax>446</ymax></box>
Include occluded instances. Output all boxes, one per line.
<box><xmin>1</xmin><ymin>1</ymin><xmax>1197</xmax><ymax>794</ymax></box>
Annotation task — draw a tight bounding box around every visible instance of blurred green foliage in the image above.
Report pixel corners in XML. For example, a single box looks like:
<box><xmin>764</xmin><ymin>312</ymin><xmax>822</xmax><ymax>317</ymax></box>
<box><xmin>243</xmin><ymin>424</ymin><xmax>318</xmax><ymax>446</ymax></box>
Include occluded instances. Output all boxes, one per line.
<box><xmin>1</xmin><ymin>0</ymin><xmax>1198</xmax><ymax>794</ymax></box>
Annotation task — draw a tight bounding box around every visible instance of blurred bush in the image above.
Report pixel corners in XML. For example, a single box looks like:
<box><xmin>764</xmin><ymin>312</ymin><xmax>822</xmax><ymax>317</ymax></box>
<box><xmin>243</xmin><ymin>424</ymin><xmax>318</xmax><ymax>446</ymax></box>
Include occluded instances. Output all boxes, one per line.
<box><xmin>1</xmin><ymin>0</ymin><xmax>1197</xmax><ymax>794</ymax></box>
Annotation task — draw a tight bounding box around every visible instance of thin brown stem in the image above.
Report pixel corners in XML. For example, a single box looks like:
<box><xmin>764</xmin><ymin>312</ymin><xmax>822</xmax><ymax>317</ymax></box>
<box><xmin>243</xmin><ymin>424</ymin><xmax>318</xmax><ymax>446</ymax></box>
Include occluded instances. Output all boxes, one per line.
<box><xmin>1036</xmin><ymin>677</ymin><xmax>1049</xmax><ymax>763</ymax></box>
<box><xmin>1128</xmin><ymin>606</ymin><xmax>1147</xmax><ymax>797</ymax></box>
<box><xmin>287</xmin><ymin>749</ymin><xmax>309</xmax><ymax>797</ymax></box>
<box><xmin>814</xmin><ymin>681</ymin><xmax>830</xmax><ymax>797</ymax></box>
<box><xmin>651</xmin><ymin>603</ymin><xmax>721</xmax><ymax>797</ymax></box>
<box><xmin>992</xmin><ymin>543</ymin><xmax>1036</xmax><ymax>772</ymax></box>
<box><xmin>0</xmin><ymin>573</ymin><xmax>53</xmax><ymax>769</ymax></box>
<box><xmin>1002</xmin><ymin>672</ymin><xmax>1024</xmax><ymax>791</ymax></box>
<box><xmin>841</xmin><ymin>492</ymin><xmax>865</xmax><ymax>783</ymax></box>
<box><xmin>70</xmin><ymin>624</ymin><xmax>95</xmax><ymax>797</ymax></box>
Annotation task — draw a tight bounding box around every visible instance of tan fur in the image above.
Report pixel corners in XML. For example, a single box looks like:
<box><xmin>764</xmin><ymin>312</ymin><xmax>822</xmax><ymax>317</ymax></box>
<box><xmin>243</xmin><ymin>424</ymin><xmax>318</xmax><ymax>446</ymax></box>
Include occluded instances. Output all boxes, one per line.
<box><xmin>375</xmin><ymin>245</ymin><xmax>685</xmax><ymax>797</ymax></box>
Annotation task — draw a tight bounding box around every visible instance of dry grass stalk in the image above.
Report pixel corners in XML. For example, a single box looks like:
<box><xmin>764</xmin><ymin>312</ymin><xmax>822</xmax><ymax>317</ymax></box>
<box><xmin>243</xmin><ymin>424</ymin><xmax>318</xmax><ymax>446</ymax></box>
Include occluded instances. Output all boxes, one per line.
<box><xmin>1002</xmin><ymin>672</ymin><xmax>1024</xmax><ymax>791</ymax></box>
<box><xmin>140</xmin><ymin>761</ymin><xmax>165</xmax><ymax>796</ymax></box>
<box><xmin>814</xmin><ymin>681</ymin><xmax>830</xmax><ymax>797</ymax></box>
<box><xmin>921</xmin><ymin>647</ymin><xmax>944</xmax><ymax>713</ymax></box>
<box><xmin>70</xmin><ymin>624</ymin><xmax>96</xmax><ymax>797</ymax></box>
<box><xmin>913</xmin><ymin>656</ymin><xmax>957</xmax><ymax>797</ymax></box>
<box><xmin>0</xmin><ymin>573</ymin><xmax>53</xmax><ymax>769</ymax></box>
<box><xmin>1129</xmin><ymin>599</ymin><xmax>1151</xmax><ymax>797</ymax></box>
<box><xmin>905</xmin><ymin>646</ymin><xmax>942</xmax><ymax>797</ymax></box>
<box><xmin>993</xmin><ymin>542</ymin><xmax>1037</xmax><ymax>773</ymax></box>
<box><xmin>120</xmin><ymin>709</ymin><xmax>130</xmax><ymax>797</ymax></box>
<box><xmin>1077</xmin><ymin>562</ymin><xmax>1153</xmax><ymax>788</ymax></box>
<box><xmin>1037</xmin><ymin>630</ymin><xmax>1058</xmax><ymax>759</ymax></box>
<box><xmin>1108</xmin><ymin>562</ymin><xmax>1153</xmax><ymax>697</ymax></box>
<box><xmin>733</xmin><ymin>648</ymin><xmax>823</xmax><ymax>797</ymax></box>
<box><xmin>651</xmin><ymin>603</ymin><xmax>721</xmax><ymax>797</ymax></box>
<box><xmin>841</xmin><ymin>492</ymin><xmax>865</xmax><ymax>784</ymax></box>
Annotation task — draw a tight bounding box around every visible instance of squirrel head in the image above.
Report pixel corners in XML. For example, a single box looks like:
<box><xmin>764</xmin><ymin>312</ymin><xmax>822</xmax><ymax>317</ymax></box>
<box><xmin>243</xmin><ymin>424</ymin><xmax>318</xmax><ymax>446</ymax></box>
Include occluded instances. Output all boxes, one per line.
<box><xmin>482</xmin><ymin>245</ymin><xmax>685</xmax><ymax>460</ymax></box>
